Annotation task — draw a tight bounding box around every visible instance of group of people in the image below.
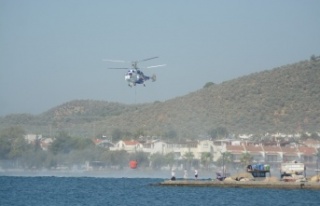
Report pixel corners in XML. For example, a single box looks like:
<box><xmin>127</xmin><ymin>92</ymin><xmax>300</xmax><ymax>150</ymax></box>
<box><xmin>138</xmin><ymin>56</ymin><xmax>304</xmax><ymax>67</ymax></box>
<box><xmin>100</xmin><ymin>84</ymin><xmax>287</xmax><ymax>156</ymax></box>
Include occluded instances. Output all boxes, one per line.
<box><xmin>171</xmin><ymin>169</ymin><xmax>198</xmax><ymax>181</ymax></box>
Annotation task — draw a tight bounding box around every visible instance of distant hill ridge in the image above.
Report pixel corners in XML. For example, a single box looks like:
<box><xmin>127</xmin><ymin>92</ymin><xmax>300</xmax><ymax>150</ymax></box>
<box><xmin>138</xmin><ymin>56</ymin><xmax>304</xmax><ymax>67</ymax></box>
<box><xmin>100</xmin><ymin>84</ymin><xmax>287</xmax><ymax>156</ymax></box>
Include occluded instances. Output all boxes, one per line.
<box><xmin>1</xmin><ymin>57</ymin><xmax>320</xmax><ymax>138</ymax></box>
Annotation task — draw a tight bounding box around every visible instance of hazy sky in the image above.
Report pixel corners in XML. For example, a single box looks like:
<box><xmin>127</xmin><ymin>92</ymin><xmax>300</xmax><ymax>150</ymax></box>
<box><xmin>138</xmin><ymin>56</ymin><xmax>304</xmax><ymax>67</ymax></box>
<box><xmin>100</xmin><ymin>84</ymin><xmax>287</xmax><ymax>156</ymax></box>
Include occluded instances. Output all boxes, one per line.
<box><xmin>1</xmin><ymin>0</ymin><xmax>320</xmax><ymax>116</ymax></box>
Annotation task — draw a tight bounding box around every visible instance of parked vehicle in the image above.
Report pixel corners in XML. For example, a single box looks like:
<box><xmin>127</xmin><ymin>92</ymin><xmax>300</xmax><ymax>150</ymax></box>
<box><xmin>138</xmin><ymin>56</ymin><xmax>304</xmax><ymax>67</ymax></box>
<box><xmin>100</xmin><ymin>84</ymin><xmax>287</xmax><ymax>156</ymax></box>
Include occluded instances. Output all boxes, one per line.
<box><xmin>247</xmin><ymin>163</ymin><xmax>270</xmax><ymax>178</ymax></box>
<box><xmin>280</xmin><ymin>161</ymin><xmax>306</xmax><ymax>182</ymax></box>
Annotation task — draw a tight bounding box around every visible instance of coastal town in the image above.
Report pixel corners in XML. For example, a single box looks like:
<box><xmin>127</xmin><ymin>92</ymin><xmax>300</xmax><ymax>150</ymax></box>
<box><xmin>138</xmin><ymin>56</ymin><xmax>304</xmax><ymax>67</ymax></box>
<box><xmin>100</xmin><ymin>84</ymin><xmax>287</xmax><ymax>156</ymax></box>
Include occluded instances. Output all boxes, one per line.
<box><xmin>22</xmin><ymin>132</ymin><xmax>320</xmax><ymax>175</ymax></box>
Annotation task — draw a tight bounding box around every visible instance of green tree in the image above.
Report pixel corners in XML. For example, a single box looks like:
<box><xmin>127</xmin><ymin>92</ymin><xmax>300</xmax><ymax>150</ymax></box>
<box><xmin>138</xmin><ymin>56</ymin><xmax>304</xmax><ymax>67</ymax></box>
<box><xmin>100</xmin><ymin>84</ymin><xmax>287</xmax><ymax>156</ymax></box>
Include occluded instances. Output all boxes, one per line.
<box><xmin>183</xmin><ymin>151</ymin><xmax>194</xmax><ymax>170</ymax></box>
<box><xmin>150</xmin><ymin>153</ymin><xmax>166</xmax><ymax>169</ymax></box>
<box><xmin>240</xmin><ymin>152</ymin><xmax>253</xmax><ymax>167</ymax></box>
<box><xmin>203</xmin><ymin>82</ymin><xmax>215</xmax><ymax>88</ymax></box>
<box><xmin>33</xmin><ymin>137</ymin><xmax>42</xmax><ymax>152</ymax></box>
<box><xmin>111</xmin><ymin>128</ymin><xmax>123</xmax><ymax>143</ymax></box>
<box><xmin>216</xmin><ymin>152</ymin><xmax>232</xmax><ymax>167</ymax></box>
<box><xmin>102</xmin><ymin>150</ymin><xmax>129</xmax><ymax>168</ymax></box>
<box><xmin>165</xmin><ymin>129</ymin><xmax>177</xmax><ymax>140</ymax></box>
<box><xmin>43</xmin><ymin>152</ymin><xmax>57</xmax><ymax>169</ymax></box>
<box><xmin>133</xmin><ymin>128</ymin><xmax>145</xmax><ymax>139</ymax></box>
<box><xmin>216</xmin><ymin>152</ymin><xmax>232</xmax><ymax>176</ymax></box>
<box><xmin>49</xmin><ymin>132</ymin><xmax>94</xmax><ymax>155</ymax></box>
<box><xmin>49</xmin><ymin>132</ymin><xmax>75</xmax><ymax>155</ymax></box>
<box><xmin>208</xmin><ymin>128</ymin><xmax>218</xmax><ymax>139</ymax></box>
<box><xmin>73</xmin><ymin>137</ymin><xmax>94</xmax><ymax>150</ymax></box>
<box><xmin>20</xmin><ymin>149</ymin><xmax>48</xmax><ymax>169</ymax></box>
<box><xmin>208</xmin><ymin>126</ymin><xmax>228</xmax><ymax>139</ymax></box>
<box><xmin>0</xmin><ymin>136</ymin><xmax>11</xmax><ymax>160</ymax></box>
<box><xmin>201</xmin><ymin>152</ymin><xmax>213</xmax><ymax>170</ymax></box>
<box><xmin>216</xmin><ymin>126</ymin><xmax>228</xmax><ymax>138</ymax></box>
<box><xmin>310</xmin><ymin>133</ymin><xmax>320</xmax><ymax>140</ymax></box>
<box><xmin>0</xmin><ymin>126</ymin><xmax>27</xmax><ymax>161</ymax></box>
<box><xmin>9</xmin><ymin>137</ymin><xmax>30</xmax><ymax>161</ymax></box>
<box><xmin>67</xmin><ymin>147</ymin><xmax>104</xmax><ymax>166</ymax></box>
<box><xmin>164</xmin><ymin>152</ymin><xmax>175</xmax><ymax>170</ymax></box>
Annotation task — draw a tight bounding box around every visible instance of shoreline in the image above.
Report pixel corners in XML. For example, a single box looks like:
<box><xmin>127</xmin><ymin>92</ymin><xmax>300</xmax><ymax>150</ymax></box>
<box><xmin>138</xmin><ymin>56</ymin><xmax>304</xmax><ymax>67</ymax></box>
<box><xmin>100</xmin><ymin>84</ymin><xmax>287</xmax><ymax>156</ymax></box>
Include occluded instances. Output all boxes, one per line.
<box><xmin>158</xmin><ymin>180</ymin><xmax>320</xmax><ymax>190</ymax></box>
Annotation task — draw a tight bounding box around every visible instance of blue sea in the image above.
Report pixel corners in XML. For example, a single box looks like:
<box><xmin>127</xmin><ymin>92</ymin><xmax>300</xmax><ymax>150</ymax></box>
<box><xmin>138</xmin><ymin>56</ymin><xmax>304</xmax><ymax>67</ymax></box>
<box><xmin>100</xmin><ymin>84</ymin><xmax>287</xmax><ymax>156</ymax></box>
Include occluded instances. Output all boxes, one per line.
<box><xmin>1</xmin><ymin>176</ymin><xmax>320</xmax><ymax>206</ymax></box>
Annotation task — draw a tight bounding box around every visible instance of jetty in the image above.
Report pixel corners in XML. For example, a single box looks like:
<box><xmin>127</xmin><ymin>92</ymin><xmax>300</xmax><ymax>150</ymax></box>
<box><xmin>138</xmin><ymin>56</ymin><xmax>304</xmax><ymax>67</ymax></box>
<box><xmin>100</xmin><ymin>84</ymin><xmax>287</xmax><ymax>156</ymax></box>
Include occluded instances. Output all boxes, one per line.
<box><xmin>159</xmin><ymin>180</ymin><xmax>320</xmax><ymax>190</ymax></box>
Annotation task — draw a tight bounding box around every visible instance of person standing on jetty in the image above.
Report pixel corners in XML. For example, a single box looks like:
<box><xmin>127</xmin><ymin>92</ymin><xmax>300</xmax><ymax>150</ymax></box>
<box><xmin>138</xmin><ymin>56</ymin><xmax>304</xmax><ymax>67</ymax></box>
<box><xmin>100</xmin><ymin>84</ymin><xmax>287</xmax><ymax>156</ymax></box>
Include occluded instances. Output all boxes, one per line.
<box><xmin>194</xmin><ymin>169</ymin><xmax>198</xmax><ymax>180</ymax></box>
<box><xmin>171</xmin><ymin>169</ymin><xmax>176</xmax><ymax>181</ymax></box>
<box><xmin>183</xmin><ymin>170</ymin><xmax>188</xmax><ymax>179</ymax></box>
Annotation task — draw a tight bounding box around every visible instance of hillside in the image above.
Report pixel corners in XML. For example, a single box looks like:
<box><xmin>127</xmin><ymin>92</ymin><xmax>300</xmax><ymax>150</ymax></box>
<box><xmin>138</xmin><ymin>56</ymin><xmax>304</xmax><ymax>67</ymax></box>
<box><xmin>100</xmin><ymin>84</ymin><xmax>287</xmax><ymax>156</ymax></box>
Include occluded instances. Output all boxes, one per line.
<box><xmin>1</xmin><ymin>57</ymin><xmax>320</xmax><ymax>138</ymax></box>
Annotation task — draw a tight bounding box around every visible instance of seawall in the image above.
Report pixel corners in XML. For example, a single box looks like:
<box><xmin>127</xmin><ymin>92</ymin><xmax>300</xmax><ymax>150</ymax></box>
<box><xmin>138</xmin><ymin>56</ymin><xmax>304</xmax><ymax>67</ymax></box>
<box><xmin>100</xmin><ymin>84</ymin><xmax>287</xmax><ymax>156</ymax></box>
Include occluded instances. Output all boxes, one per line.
<box><xmin>159</xmin><ymin>180</ymin><xmax>320</xmax><ymax>190</ymax></box>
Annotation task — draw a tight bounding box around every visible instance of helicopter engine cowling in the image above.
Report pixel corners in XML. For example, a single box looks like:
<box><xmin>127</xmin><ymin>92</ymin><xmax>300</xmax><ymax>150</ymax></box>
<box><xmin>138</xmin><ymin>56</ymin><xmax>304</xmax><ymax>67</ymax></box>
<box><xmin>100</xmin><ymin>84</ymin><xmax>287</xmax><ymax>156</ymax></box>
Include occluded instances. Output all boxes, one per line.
<box><xmin>125</xmin><ymin>74</ymin><xmax>131</xmax><ymax>81</ymax></box>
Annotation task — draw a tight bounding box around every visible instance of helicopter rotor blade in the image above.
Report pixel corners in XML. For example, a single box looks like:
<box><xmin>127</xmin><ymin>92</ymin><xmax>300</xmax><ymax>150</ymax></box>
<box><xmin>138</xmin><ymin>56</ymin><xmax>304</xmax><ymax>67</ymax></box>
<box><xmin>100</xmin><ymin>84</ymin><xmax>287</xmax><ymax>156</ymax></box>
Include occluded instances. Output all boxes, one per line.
<box><xmin>146</xmin><ymin>64</ymin><xmax>166</xmax><ymax>69</ymax></box>
<box><xmin>138</xmin><ymin>56</ymin><xmax>158</xmax><ymax>63</ymax></box>
<box><xmin>108</xmin><ymin>67</ymin><xmax>129</xmax><ymax>70</ymax></box>
<box><xmin>103</xmin><ymin>59</ymin><xmax>127</xmax><ymax>63</ymax></box>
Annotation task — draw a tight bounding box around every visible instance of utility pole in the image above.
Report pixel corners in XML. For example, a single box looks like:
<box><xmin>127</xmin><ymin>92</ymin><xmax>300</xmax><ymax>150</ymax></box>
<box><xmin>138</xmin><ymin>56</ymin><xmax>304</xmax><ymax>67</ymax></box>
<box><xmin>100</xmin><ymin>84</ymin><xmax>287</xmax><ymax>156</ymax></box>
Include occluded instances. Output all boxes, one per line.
<box><xmin>222</xmin><ymin>152</ymin><xmax>225</xmax><ymax>178</ymax></box>
<box><xmin>317</xmin><ymin>155</ymin><xmax>319</xmax><ymax>182</ymax></box>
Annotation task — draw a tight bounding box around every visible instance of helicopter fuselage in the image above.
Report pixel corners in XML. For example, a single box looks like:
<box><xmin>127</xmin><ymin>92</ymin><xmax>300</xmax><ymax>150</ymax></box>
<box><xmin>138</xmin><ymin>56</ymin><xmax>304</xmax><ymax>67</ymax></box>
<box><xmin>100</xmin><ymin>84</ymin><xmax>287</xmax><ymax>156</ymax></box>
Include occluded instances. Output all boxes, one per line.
<box><xmin>105</xmin><ymin>56</ymin><xmax>160</xmax><ymax>87</ymax></box>
<box><xmin>125</xmin><ymin>69</ymin><xmax>150</xmax><ymax>87</ymax></box>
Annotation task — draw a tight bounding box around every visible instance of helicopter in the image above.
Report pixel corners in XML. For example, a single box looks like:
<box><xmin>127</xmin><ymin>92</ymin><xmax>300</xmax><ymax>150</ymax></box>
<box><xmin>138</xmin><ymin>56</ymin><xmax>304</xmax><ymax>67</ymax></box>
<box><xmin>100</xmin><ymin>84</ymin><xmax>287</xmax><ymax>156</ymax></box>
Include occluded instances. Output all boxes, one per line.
<box><xmin>104</xmin><ymin>57</ymin><xmax>165</xmax><ymax>87</ymax></box>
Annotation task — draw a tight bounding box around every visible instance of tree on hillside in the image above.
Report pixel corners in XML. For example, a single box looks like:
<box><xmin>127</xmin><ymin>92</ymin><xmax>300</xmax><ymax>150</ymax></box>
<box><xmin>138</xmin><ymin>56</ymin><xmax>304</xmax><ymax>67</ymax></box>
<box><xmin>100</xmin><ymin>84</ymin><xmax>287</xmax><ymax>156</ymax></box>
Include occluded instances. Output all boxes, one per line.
<box><xmin>165</xmin><ymin>129</ymin><xmax>177</xmax><ymax>140</ymax></box>
<box><xmin>217</xmin><ymin>127</ymin><xmax>229</xmax><ymax>138</ymax></box>
<box><xmin>310</xmin><ymin>133</ymin><xmax>320</xmax><ymax>140</ymax></box>
<box><xmin>73</xmin><ymin>137</ymin><xmax>95</xmax><ymax>150</ymax></box>
<box><xmin>0</xmin><ymin>126</ymin><xmax>27</xmax><ymax>161</ymax></box>
<box><xmin>310</xmin><ymin>54</ymin><xmax>320</xmax><ymax>62</ymax></box>
<box><xmin>49</xmin><ymin>132</ymin><xmax>93</xmax><ymax>155</ymax></box>
<box><xmin>102</xmin><ymin>150</ymin><xmax>129</xmax><ymax>168</ymax></box>
<box><xmin>133</xmin><ymin>128</ymin><xmax>145</xmax><ymax>139</ymax></box>
<box><xmin>208</xmin><ymin>126</ymin><xmax>228</xmax><ymax>139</ymax></box>
<box><xmin>49</xmin><ymin>132</ymin><xmax>76</xmax><ymax>155</ymax></box>
<box><xmin>8</xmin><ymin>136</ymin><xmax>30</xmax><ymax>161</ymax></box>
<box><xmin>0</xmin><ymin>136</ymin><xmax>11</xmax><ymax>160</ymax></box>
<box><xmin>203</xmin><ymin>82</ymin><xmax>215</xmax><ymax>88</ymax></box>
<box><xmin>111</xmin><ymin>128</ymin><xmax>124</xmax><ymax>143</ymax></box>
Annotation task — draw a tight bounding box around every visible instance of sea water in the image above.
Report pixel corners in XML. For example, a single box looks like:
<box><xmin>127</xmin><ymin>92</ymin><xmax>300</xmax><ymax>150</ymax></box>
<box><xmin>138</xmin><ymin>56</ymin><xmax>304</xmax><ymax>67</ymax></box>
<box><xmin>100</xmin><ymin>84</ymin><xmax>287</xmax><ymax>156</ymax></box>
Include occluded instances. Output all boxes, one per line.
<box><xmin>0</xmin><ymin>176</ymin><xmax>320</xmax><ymax>206</ymax></box>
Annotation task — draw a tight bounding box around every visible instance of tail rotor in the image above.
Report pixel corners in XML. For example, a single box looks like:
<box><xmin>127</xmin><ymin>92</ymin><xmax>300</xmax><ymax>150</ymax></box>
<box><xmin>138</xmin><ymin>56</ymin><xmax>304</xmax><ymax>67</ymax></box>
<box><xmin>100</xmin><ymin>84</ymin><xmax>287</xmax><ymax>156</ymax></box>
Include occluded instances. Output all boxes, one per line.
<box><xmin>151</xmin><ymin>74</ymin><xmax>156</xmax><ymax>82</ymax></box>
